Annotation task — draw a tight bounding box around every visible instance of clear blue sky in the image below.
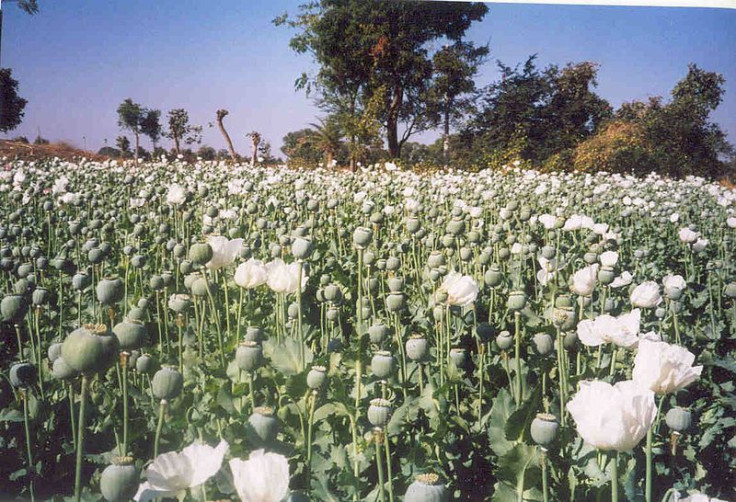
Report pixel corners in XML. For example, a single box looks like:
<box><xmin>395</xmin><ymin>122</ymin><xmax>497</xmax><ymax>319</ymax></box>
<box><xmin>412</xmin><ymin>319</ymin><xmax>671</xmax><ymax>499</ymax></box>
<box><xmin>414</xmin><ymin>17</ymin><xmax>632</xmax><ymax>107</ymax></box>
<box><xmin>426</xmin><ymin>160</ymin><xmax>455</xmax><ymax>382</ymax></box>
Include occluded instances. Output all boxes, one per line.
<box><xmin>2</xmin><ymin>1</ymin><xmax>735</xmax><ymax>157</ymax></box>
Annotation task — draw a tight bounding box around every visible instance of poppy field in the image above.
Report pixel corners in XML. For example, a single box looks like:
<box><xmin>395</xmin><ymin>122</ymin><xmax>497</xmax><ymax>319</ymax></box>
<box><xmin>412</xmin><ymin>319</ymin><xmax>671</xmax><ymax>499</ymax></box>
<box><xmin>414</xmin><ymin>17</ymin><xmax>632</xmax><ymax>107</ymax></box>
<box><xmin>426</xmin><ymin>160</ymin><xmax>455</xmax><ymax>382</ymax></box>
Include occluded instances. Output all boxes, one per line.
<box><xmin>0</xmin><ymin>158</ymin><xmax>734</xmax><ymax>502</ymax></box>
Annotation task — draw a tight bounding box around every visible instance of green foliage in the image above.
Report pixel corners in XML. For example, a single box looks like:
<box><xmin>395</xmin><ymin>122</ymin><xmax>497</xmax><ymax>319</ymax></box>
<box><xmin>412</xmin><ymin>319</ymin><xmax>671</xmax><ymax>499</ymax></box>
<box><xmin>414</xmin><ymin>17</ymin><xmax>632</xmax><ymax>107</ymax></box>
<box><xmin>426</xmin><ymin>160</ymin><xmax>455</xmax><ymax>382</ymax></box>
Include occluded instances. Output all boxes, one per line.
<box><xmin>163</xmin><ymin>109</ymin><xmax>203</xmax><ymax>156</ymax></box>
<box><xmin>275</xmin><ymin>0</ymin><xmax>487</xmax><ymax>158</ymax></box>
<box><xmin>0</xmin><ymin>68</ymin><xmax>28</xmax><ymax>133</ymax></box>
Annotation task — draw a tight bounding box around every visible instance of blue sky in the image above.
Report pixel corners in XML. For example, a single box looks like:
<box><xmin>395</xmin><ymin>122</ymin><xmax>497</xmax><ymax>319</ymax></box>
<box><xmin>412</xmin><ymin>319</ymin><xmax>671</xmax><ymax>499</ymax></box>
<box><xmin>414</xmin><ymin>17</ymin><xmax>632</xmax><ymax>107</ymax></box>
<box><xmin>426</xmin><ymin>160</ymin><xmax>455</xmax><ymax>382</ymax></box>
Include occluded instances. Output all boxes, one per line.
<box><xmin>2</xmin><ymin>1</ymin><xmax>735</xmax><ymax>157</ymax></box>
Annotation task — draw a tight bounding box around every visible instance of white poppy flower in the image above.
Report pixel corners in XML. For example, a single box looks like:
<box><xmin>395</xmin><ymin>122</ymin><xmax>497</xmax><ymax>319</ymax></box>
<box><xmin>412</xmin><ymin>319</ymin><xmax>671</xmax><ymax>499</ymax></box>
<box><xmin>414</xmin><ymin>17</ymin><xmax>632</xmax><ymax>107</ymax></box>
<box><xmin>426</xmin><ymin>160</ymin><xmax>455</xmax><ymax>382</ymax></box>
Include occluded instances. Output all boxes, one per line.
<box><xmin>570</xmin><ymin>264</ymin><xmax>599</xmax><ymax>296</ymax></box>
<box><xmin>599</xmin><ymin>251</ymin><xmax>619</xmax><ymax>268</ymax></box>
<box><xmin>135</xmin><ymin>440</ymin><xmax>229</xmax><ymax>502</ymax></box>
<box><xmin>206</xmin><ymin>236</ymin><xmax>243</xmax><ymax>269</ymax></box>
<box><xmin>567</xmin><ymin>380</ymin><xmax>655</xmax><ymax>452</ymax></box>
<box><xmin>266</xmin><ymin>259</ymin><xmax>308</xmax><ymax>295</ymax></box>
<box><xmin>166</xmin><ymin>184</ymin><xmax>187</xmax><ymax>205</ymax></box>
<box><xmin>439</xmin><ymin>272</ymin><xmax>479</xmax><ymax>307</ymax></box>
<box><xmin>678</xmin><ymin>227</ymin><xmax>699</xmax><ymax>243</ymax></box>
<box><xmin>229</xmin><ymin>449</ymin><xmax>290</xmax><ymax>502</ymax></box>
<box><xmin>235</xmin><ymin>259</ymin><xmax>268</xmax><ymax>289</ymax></box>
<box><xmin>610</xmin><ymin>271</ymin><xmax>633</xmax><ymax>289</ymax></box>
<box><xmin>630</xmin><ymin>281</ymin><xmax>662</xmax><ymax>308</ymax></box>
<box><xmin>633</xmin><ymin>339</ymin><xmax>703</xmax><ymax>395</ymax></box>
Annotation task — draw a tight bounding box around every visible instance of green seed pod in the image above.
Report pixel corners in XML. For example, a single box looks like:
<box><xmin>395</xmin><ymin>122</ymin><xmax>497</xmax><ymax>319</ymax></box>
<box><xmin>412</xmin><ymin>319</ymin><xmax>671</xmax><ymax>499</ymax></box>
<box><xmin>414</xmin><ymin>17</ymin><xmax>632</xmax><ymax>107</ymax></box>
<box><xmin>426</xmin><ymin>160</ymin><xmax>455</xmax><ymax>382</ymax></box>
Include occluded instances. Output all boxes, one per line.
<box><xmin>449</xmin><ymin>348</ymin><xmax>467</xmax><ymax>368</ymax></box>
<box><xmin>97</xmin><ymin>276</ymin><xmax>124</xmax><ymax>305</ymax></box>
<box><xmin>287</xmin><ymin>302</ymin><xmax>299</xmax><ymax>320</ymax></box>
<box><xmin>404</xmin><ymin>473</ymin><xmax>448</xmax><ymax>502</ymax></box>
<box><xmin>168</xmin><ymin>294</ymin><xmax>191</xmax><ymax>313</ymax></box>
<box><xmin>406</xmin><ymin>217</ymin><xmax>421</xmax><ymax>234</ymax></box>
<box><xmin>188</xmin><ymin>242</ymin><xmax>213</xmax><ymax>266</ymax></box>
<box><xmin>235</xmin><ymin>341</ymin><xmax>263</xmax><ymax>372</ymax></box>
<box><xmin>173</xmin><ymin>244</ymin><xmax>186</xmax><ymax>258</ymax></box>
<box><xmin>88</xmin><ymin>248</ymin><xmax>105</xmax><ymax>264</ymax></box>
<box><xmin>446</xmin><ymin>217</ymin><xmax>465</xmax><ymax>236</ymax></box>
<box><xmin>387</xmin><ymin>277</ymin><xmax>404</xmax><ymax>293</ymax></box>
<box><xmin>484</xmin><ymin>265</ymin><xmax>503</xmax><ymax>288</ymax></box>
<box><xmin>475</xmin><ymin>322</ymin><xmax>494</xmax><ymax>343</ymax></box>
<box><xmin>541</xmin><ymin>246</ymin><xmax>556</xmax><ymax>259</ymax></box>
<box><xmin>100</xmin><ymin>457</ymin><xmax>139</xmax><ymax>502</ymax></box>
<box><xmin>151</xmin><ymin>367</ymin><xmax>183</xmax><ymax>400</ymax></box>
<box><xmin>405</xmin><ymin>335</ymin><xmax>428</xmax><ymax>362</ymax></box>
<box><xmin>326</xmin><ymin>306</ymin><xmax>339</xmax><ymax>321</ymax></box>
<box><xmin>368</xmin><ymin>323</ymin><xmax>390</xmax><ymax>344</ymax></box>
<box><xmin>128</xmin><ymin>306</ymin><xmax>147</xmax><ymax>322</ymax></box>
<box><xmin>306</xmin><ymin>366</ymin><xmax>327</xmax><ymax>389</ymax></box>
<box><xmin>14</xmin><ymin>278</ymin><xmax>32</xmax><ymax>296</ymax></box>
<box><xmin>10</xmin><ymin>362</ymin><xmax>37</xmax><ymax>388</ymax></box>
<box><xmin>562</xmin><ymin>331</ymin><xmax>578</xmax><ymax>351</ymax></box>
<box><xmin>724</xmin><ymin>282</ymin><xmax>736</xmax><ymax>299</ymax></box>
<box><xmin>72</xmin><ymin>272</ymin><xmax>91</xmax><ymax>291</ymax></box>
<box><xmin>530</xmin><ymin>413</ymin><xmax>559</xmax><ymax>446</ymax></box>
<box><xmin>244</xmin><ymin>326</ymin><xmax>264</xmax><ymax>342</ymax></box>
<box><xmin>52</xmin><ymin>357</ymin><xmax>78</xmax><ymax>380</ymax></box>
<box><xmin>113</xmin><ymin>320</ymin><xmax>148</xmax><ymax>351</ymax></box>
<box><xmin>48</xmin><ymin>342</ymin><xmax>63</xmax><ymax>363</ymax></box>
<box><xmin>248</xmin><ymin>407</ymin><xmax>279</xmax><ymax>443</ymax></box>
<box><xmin>665</xmin><ymin>407</ymin><xmax>692</xmax><ymax>433</ymax></box>
<box><xmin>17</xmin><ymin>262</ymin><xmax>34</xmax><ymax>278</ymax></box>
<box><xmin>353</xmin><ymin>227</ymin><xmax>373</xmax><ymax>249</ymax></box>
<box><xmin>385</xmin><ymin>293</ymin><xmax>405</xmax><ymax>312</ymax></box>
<box><xmin>533</xmin><ymin>333</ymin><xmax>554</xmax><ymax>356</ymax></box>
<box><xmin>459</xmin><ymin>247</ymin><xmax>473</xmax><ymax>262</ymax></box>
<box><xmin>323</xmin><ymin>284</ymin><xmax>342</xmax><ymax>303</ymax></box>
<box><xmin>371</xmin><ymin>351</ymin><xmax>395</xmax><ymax>379</ymax></box>
<box><xmin>191</xmin><ymin>277</ymin><xmax>216</xmax><ymax>297</ymax></box>
<box><xmin>135</xmin><ymin>354</ymin><xmax>154</xmax><ymax>374</ymax></box>
<box><xmin>149</xmin><ymin>275</ymin><xmax>164</xmax><ymax>291</ymax></box>
<box><xmin>32</xmin><ymin>287</ymin><xmax>50</xmax><ymax>306</ymax></box>
<box><xmin>386</xmin><ymin>256</ymin><xmax>401</xmax><ymax>271</ymax></box>
<box><xmin>291</xmin><ymin>237</ymin><xmax>314</xmax><ymax>260</ymax></box>
<box><xmin>597</xmin><ymin>266</ymin><xmax>616</xmax><ymax>285</ymax></box>
<box><xmin>552</xmin><ymin>306</ymin><xmax>576</xmax><ymax>331</ymax></box>
<box><xmin>427</xmin><ymin>251</ymin><xmax>445</xmax><ymax>269</ymax></box>
<box><xmin>507</xmin><ymin>291</ymin><xmax>527</xmax><ymax>311</ymax></box>
<box><xmin>62</xmin><ymin>324</ymin><xmax>119</xmax><ymax>375</ymax></box>
<box><xmin>367</xmin><ymin>398</ymin><xmax>392</xmax><ymax>427</ymax></box>
<box><xmin>496</xmin><ymin>330</ymin><xmax>513</xmax><ymax>350</ymax></box>
<box><xmin>583</xmin><ymin>252</ymin><xmax>598</xmax><ymax>265</ymax></box>
<box><xmin>1</xmin><ymin>294</ymin><xmax>28</xmax><ymax>323</ymax></box>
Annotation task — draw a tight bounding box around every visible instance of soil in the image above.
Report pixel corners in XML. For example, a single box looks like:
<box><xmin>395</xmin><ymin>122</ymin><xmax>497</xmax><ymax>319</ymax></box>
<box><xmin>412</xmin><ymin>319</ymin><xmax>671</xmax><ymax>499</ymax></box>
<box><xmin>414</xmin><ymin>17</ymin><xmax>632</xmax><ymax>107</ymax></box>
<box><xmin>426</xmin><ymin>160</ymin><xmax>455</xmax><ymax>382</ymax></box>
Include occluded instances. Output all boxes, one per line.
<box><xmin>0</xmin><ymin>139</ymin><xmax>110</xmax><ymax>162</ymax></box>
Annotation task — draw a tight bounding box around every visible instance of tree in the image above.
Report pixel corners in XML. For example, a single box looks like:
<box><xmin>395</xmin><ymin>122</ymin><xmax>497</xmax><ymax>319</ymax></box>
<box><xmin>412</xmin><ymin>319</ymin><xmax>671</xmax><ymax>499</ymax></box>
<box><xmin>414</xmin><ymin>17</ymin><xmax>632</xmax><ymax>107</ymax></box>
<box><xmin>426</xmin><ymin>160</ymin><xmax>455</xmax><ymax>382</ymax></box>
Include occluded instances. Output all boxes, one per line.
<box><xmin>215</xmin><ymin>109</ymin><xmax>237</xmax><ymax>162</ymax></box>
<box><xmin>117</xmin><ymin>98</ymin><xmax>145</xmax><ymax>165</ymax></box>
<box><xmin>246</xmin><ymin>131</ymin><xmax>261</xmax><ymax>168</ymax></box>
<box><xmin>462</xmin><ymin>56</ymin><xmax>611</xmax><ymax>166</ymax></box>
<box><xmin>426</xmin><ymin>42</ymin><xmax>488</xmax><ymax>165</ymax></box>
<box><xmin>116</xmin><ymin>135</ymin><xmax>130</xmax><ymax>155</ymax></box>
<box><xmin>140</xmin><ymin>109</ymin><xmax>162</xmax><ymax>151</ymax></box>
<box><xmin>0</xmin><ymin>68</ymin><xmax>27</xmax><ymax>133</ymax></box>
<box><xmin>309</xmin><ymin>116</ymin><xmax>344</xmax><ymax>167</ymax></box>
<box><xmin>276</xmin><ymin>0</ymin><xmax>487</xmax><ymax>158</ymax></box>
<box><xmin>164</xmin><ymin>109</ymin><xmax>202</xmax><ymax>156</ymax></box>
<box><xmin>281</xmin><ymin>128</ymin><xmax>323</xmax><ymax>167</ymax></box>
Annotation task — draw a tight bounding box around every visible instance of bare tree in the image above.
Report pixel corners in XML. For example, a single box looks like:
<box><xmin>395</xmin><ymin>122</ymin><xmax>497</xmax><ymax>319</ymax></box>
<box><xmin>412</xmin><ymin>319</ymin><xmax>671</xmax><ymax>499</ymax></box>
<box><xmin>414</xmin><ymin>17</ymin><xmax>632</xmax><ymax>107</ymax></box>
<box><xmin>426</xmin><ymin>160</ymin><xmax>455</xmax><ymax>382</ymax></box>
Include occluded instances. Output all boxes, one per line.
<box><xmin>246</xmin><ymin>131</ymin><xmax>261</xmax><ymax>168</ymax></box>
<box><xmin>216</xmin><ymin>109</ymin><xmax>237</xmax><ymax>162</ymax></box>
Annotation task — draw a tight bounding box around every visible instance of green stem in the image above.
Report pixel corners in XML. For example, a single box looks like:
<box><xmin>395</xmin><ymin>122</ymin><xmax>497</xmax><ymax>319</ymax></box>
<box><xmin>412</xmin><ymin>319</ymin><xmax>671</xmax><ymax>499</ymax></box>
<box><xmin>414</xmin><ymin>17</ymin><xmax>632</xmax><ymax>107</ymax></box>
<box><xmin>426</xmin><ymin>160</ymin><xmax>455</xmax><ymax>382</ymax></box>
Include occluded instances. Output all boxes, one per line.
<box><xmin>154</xmin><ymin>400</ymin><xmax>167</xmax><ymax>458</ymax></box>
<box><xmin>375</xmin><ymin>432</ymin><xmax>386</xmax><ymax>502</ymax></box>
<box><xmin>22</xmin><ymin>391</ymin><xmax>35</xmax><ymax>502</ymax></box>
<box><xmin>122</xmin><ymin>358</ymin><xmax>129</xmax><ymax>457</ymax></box>
<box><xmin>74</xmin><ymin>376</ymin><xmax>89</xmax><ymax>502</ymax></box>
<box><xmin>306</xmin><ymin>391</ymin><xmax>316</xmax><ymax>493</ymax></box>
<box><xmin>611</xmin><ymin>451</ymin><xmax>618</xmax><ymax>502</ymax></box>
<box><xmin>384</xmin><ymin>434</ymin><xmax>394</xmax><ymax>502</ymax></box>
<box><xmin>514</xmin><ymin>312</ymin><xmax>522</xmax><ymax>405</ymax></box>
<box><xmin>541</xmin><ymin>448</ymin><xmax>548</xmax><ymax>502</ymax></box>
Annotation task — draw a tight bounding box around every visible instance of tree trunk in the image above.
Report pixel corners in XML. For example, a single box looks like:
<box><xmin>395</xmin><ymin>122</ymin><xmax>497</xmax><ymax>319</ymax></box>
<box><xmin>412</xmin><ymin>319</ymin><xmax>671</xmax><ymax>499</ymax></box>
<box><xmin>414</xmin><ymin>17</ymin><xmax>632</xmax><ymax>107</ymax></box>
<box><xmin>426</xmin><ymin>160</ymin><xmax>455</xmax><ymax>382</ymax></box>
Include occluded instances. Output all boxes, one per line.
<box><xmin>386</xmin><ymin>84</ymin><xmax>403</xmax><ymax>159</ymax></box>
<box><xmin>443</xmin><ymin>95</ymin><xmax>450</xmax><ymax>168</ymax></box>
<box><xmin>216</xmin><ymin>109</ymin><xmax>237</xmax><ymax>162</ymax></box>
<box><xmin>173</xmin><ymin>134</ymin><xmax>181</xmax><ymax>156</ymax></box>
<box><xmin>251</xmin><ymin>135</ymin><xmax>260</xmax><ymax>168</ymax></box>
<box><xmin>134</xmin><ymin>131</ymin><xmax>139</xmax><ymax>166</ymax></box>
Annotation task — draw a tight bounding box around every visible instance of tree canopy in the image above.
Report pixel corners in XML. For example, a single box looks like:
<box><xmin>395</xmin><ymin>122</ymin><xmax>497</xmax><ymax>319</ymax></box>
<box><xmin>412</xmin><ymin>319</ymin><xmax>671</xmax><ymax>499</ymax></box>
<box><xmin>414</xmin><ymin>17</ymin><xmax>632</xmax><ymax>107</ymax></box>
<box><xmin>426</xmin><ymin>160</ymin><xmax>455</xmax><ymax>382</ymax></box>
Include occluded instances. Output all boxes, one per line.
<box><xmin>0</xmin><ymin>68</ymin><xmax>27</xmax><ymax>133</ymax></box>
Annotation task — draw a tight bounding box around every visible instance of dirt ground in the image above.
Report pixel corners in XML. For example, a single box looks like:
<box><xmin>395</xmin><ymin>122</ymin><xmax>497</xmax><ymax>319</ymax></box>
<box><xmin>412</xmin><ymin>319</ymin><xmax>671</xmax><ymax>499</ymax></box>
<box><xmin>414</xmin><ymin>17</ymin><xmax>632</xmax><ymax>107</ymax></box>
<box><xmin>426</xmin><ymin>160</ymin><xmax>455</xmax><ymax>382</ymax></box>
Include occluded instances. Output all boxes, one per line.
<box><xmin>0</xmin><ymin>139</ymin><xmax>110</xmax><ymax>162</ymax></box>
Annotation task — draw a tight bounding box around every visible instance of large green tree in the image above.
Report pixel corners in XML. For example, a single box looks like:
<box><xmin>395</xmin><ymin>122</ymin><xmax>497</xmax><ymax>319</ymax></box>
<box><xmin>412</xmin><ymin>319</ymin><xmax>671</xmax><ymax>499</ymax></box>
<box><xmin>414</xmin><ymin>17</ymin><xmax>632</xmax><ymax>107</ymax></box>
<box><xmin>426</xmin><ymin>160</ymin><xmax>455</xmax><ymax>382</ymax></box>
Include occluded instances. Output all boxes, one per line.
<box><xmin>140</xmin><ymin>108</ymin><xmax>162</xmax><ymax>151</ymax></box>
<box><xmin>462</xmin><ymin>56</ymin><xmax>611</xmax><ymax>166</ymax></box>
<box><xmin>276</xmin><ymin>0</ymin><xmax>487</xmax><ymax>159</ymax></box>
<box><xmin>0</xmin><ymin>68</ymin><xmax>27</xmax><ymax>133</ymax></box>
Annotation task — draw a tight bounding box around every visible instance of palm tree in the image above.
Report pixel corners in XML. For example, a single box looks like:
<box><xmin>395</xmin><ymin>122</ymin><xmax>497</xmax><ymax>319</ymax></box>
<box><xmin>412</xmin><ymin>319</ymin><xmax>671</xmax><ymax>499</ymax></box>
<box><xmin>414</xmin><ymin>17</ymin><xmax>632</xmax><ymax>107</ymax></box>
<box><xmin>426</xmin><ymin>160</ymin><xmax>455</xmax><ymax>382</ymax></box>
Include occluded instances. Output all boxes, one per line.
<box><xmin>309</xmin><ymin>117</ymin><xmax>343</xmax><ymax>168</ymax></box>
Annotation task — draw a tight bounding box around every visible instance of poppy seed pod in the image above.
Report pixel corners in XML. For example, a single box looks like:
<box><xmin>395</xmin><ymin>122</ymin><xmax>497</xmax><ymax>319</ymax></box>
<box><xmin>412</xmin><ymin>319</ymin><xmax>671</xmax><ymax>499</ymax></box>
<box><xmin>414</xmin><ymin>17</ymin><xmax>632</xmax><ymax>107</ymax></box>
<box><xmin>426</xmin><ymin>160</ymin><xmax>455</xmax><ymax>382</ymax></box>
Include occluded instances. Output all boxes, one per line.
<box><xmin>188</xmin><ymin>242</ymin><xmax>213</xmax><ymax>266</ymax></box>
<box><xmin>427</xmin><ymin>251</ymin><xmax>445</xmax><ymax>269</ymax></box>
<box><xmin>1</xmin><ymin>294</ymin><xmax>28</xmax><ymax>323</ymax></box>
<box><xmin>724</xmin><ymin>282</ymin><xmax>736</xmax><ymax>299</ymax></box>
<box><xmin>248</xmin><ymin>407</ymin><xmax>279</xmax><ymax>443</ymax></box>
<box><xmin>244</xmin><ymin>326</ymin><xmax>264</xmax><ymax>342</ymax></box>
<box><xmin>484</xmin><ymin>265</ymin><xmax>503</xmax><ymax>288</ymax></box>
<box><xmin>368</xmin><ymin>323</ymin><xmax>390</xmax><ymax>344</ymax></box>
<box><xmin>235</xmin><ymin>341</ymin><xmax>263</xmax><ymax>372</ymax></box>
<box><xmin>17</xmin><ymin>262</ymin><xmax>34</xmax><ymax>278</ymax></box>
<box><xmin>135</xmin><ymin>354</ymin><xmax>154</xmax><ymax>374</ymax></box>
<box><xmin>406</xmin><ymin>335</ymin><xmax>428</xmax><ymax>362</ymax></box>
<box><xmin>113</xmin><ymin>320</ymin><xmax>148</xmax><ymax>351</ymax></box>
<box><xmin>306</xmin><ymin>366</ymin><xmax>327</xmax><ymax>389</ymax></box>
<box><xmin>10</xmin><ymin>361</ymin><xmax>37</xmax><ymax>388</ymax></box>
<box><xmin>48</xmin><ymin>342</ymin><xmax>63</xmax><ymax>363</ymax></box>
<box><xmin>404</xmin><ymin>473</ymin><xmax>448</xmax><ymax>502</ymax></box>
<box><xmin>97</xmin><ymin>276</ymin><xmax>124</xmax><ymax>305</ymax></box>
<box><xmin>406</xmin><ymin>217</ymin><xmax>421</xmax><ymax>234</ymax></box>
<box><xmin>449</xmin><ymin>348</ymin><xmax>468</xmax><ymax>368</ymax></box>
<box><xmin>100</xmin><ymin>457</ymin><xmax>139</xmax><ymax>502</ymax></box>
<box><xmin>385</xmin><ymin>293</ymin><xmax>405</xmax><ymax>312</ymax></box>
<box><xmin>530</xmin><ymin>413</ymin><xmax>559</xmax><ymax>446</ymax></box>
<box><xmin>149</xmin><ymin>275</ymin><xmax>164</xmax><ymax>291</ymax></box>
<box><xmin>553</xmin><ymin>306</ymin><xmax>577</xmax><ymax>331</ymax></box>
<box><xmin>507</xmin><ymin>291</ymin><xmax>527</xmax><ymax>311</ymax></box>
<box><xmin>151</xmin><ymin>367</ymin><xmax>183</xmax><ymax>400</ymax></box>
<box><xmin>446</xmin><ymin>217</ymin><xmax>465</xmax><ymax>236</ymax></box>
<box><xmin>387</xmin><ymin>277</ymin><xmax>404</xmax><ymax>293</ymax></box>
<box><xmin>367</xmin><ymin>398</ymin><xmax>392</xmax><ymax>427</ymax></box>
<box><xmin>496</xmin><ymin>331</ymin><xmax>513</xmax><ymax>350</ymax></box>
<box><xmin>353</xmin><ymin>227</ymin><xmax>373</xmax><ymax>249</ymax></box>
<box><xmin>533</xmin><ymin>333</ymin><xmax>554</xmax><ymax>356</ymax></box>
<box><xmin>168</xmin><ymin>294</ymin><xmax>191</xmax><ymax>313</ymax></box>
<box><xmin>665</xmin><ymin>407</ymin><xmax>692</xmax><ymax>433</ymax></box>
<box><xmin>52</xmin><ymin>357</ymin><xmax>78</xmax><ymax>380</ymax></box>
<box><xmin>61</xmin><ymin>324</ymin><xmax>119</xmax><ymax>375</ymax></box>
<box><xmin>323</xmin><ymin>284</ymin><xmax>342</xmax><ymax>303</ymax></box>
<box><xmin>32</xmin><ymin>287</ymin><xmax>50</xmax><ymax>306</ymax></box>
<box><xmin>475</xmin><ymin>322</ymin><xmax>495</xmax><ymax>344</ymax></box>
<box><xmin>371</xmin><ymin>351</ymin><xmax>395</xmax><ymax>379</ymax></box>
<box><xmin>291</xmin><ymin>237</ymin><xmax>313</xmax><ymax>260</ymax></box>
<box><xmin>541</xmin><ymin>245</ymin><xmax>556</xmax><ymax>259</ymax></box>
<box><xmin>191</xmin><ymin>277</ymin><xmax>216</xmax><ymax>297</ymax></box>
<box><xmin>597</xmin><ymin>266</ymin><xmax>616</xmax><ymax>285</ymax></box>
